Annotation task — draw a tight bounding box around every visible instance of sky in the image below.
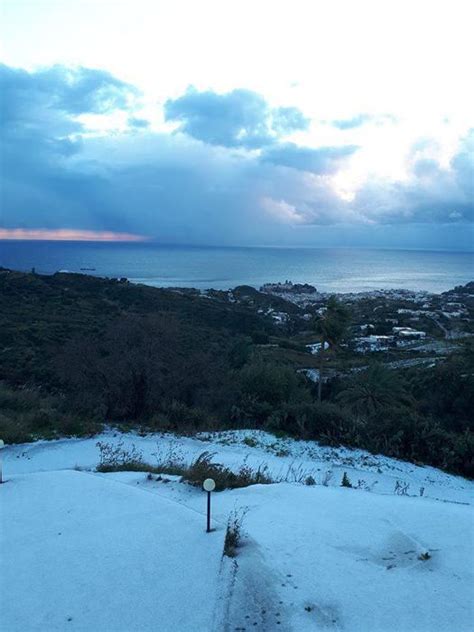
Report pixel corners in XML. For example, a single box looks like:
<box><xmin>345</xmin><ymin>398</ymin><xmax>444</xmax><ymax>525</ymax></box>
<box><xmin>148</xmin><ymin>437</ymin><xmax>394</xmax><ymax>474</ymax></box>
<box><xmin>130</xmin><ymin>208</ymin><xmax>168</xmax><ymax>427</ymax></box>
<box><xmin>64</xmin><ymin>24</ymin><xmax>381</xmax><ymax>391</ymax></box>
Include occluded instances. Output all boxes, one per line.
<box><xmin>0</xmin><ymin>0</ymin><xmax>473</xmax><ymax>249</ymax></box>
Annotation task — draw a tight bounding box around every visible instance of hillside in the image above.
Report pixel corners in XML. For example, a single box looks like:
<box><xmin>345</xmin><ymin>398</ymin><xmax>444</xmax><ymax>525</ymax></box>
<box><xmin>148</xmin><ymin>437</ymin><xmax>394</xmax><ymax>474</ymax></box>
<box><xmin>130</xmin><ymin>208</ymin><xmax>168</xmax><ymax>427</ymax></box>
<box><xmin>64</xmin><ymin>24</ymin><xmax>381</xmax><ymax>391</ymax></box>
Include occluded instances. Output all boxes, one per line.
<box><xmin>1</xmin><ymin>268</ymin><xmax>473</xmax><ymax>479</ymax></box>
<box><xmin>1</xmin><ymin>430</ymin><xmax>473</xmax><ymax>632</ymax></box>
<box><xmin>0</xmin><ymin>268</ymin><xmax>272</xmax><ymax>386</ymax></box>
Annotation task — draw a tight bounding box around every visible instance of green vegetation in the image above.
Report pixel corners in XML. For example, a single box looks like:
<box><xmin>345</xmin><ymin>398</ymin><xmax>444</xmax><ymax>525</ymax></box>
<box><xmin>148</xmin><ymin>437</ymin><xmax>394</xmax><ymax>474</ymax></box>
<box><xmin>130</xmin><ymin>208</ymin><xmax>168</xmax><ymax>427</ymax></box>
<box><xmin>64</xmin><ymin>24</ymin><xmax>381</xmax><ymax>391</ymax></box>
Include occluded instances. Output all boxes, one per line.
<box><xmin>0</xmin><ymin>382</ymin><xmax>99</xmax><ymax>443</ymax></box>
<box><xmin>313</xmin><ymin>295</ymin><xmax>351</xmax><ymax>401</ymax></box>
<box><xmin>336</xmin><ymin>365</ymin><xmax>414</xmax><ymax>415</ymax></box>
<box><xmin>1</xmin><ymin>269</ymin><xmax>473</xmax><ymax>477</ymax></box>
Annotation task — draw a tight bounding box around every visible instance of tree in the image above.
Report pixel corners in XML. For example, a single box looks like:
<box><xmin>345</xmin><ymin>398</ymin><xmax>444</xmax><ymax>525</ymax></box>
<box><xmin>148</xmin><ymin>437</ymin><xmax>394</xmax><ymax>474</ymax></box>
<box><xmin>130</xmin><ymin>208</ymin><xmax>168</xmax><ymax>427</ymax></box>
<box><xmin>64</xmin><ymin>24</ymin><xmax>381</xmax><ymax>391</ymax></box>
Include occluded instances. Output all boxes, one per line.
<box><xmin>228</xmin><ymin>338</ymin><xmax>251</xmax><ymax>369</ymax></box>
<box><xmin>336</xmin><ymin>364</ymin><xmax>411</xmax><ymax>417</ymax></box>
<box><xmin>55</xmin><ymin>313</ymin><xmax>231</xmax><ymax>420</ymax></box>
<box><xmin>314</xmin><ymin>296</ymin><xmax>351</xmax><ymax>402</ymax></box>
<box><xmin>238</xmin><ymin>361</ymin><xmax>300</xmax><ymax>407</ymax></box>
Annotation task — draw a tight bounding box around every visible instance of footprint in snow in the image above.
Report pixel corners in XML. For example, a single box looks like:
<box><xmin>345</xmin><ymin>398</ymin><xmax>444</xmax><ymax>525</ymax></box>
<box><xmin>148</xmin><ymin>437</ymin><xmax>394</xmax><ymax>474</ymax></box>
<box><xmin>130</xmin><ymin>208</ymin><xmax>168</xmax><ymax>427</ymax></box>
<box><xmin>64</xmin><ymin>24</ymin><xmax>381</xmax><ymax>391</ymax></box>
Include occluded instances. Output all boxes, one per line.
<box><xmin>304</xmin><ymin>603</ymin><xmax>342</xmax><ymax>629</ymax></box>
<box><xmin>336</xmin><ymin>531</ymin><xmax>434</xmax><ymax>571</ymax></box>
<box><xmin>221</xmin><ymin>541</ymin><xmax>291</xmax><ymax>631</ymax></box>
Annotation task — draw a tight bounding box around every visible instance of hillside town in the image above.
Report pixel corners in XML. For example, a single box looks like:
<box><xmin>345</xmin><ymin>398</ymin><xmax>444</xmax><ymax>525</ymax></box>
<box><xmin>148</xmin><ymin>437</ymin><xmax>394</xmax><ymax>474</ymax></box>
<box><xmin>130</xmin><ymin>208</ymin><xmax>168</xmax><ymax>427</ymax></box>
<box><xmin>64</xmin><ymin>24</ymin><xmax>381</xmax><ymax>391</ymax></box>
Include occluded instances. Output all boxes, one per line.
<box><xmin>193</xmin><ymin>280</ymin><xmax>474</xmax><ymax>382</ymax></box>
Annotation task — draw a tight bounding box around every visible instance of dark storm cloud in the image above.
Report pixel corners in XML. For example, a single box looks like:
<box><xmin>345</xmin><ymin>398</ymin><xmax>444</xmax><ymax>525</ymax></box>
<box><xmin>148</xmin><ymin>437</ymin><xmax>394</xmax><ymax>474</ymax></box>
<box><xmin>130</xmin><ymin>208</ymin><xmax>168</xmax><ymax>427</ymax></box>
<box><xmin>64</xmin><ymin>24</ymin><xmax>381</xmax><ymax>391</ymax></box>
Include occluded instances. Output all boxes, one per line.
<box><xmin>0</xmin><ymin>64</ymin><xmax>138</xmax><ymax>232</ymax></box>
<box><xmin>0</xmin><ymin>63</ymin><xmax>136</xmax><ymax>161</ymax></box>
<box><xmin>260</xmin><ymin>143</ymin><xmax>359</xmax><ymax>174</ymax></box>
<box><xmin>164</xmin><ymin>87</ymin><xmax>308</xmax><ymax>148</ymax></box>
<box><xmin>0</xmin><ymin>64</ymin><xmax>136</xmax><ymax>125</ymax></box>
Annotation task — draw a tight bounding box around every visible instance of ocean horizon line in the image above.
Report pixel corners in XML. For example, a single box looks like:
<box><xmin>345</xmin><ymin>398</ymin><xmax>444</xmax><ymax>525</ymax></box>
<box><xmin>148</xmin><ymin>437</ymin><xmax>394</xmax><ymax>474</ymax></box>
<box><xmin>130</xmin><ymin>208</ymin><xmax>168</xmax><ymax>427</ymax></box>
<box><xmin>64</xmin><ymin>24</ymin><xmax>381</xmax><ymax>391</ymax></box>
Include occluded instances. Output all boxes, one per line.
<box><xmin>0</xmin><ymin>240</ymin><xmax>473</xmax><ymax>255</ymax></box>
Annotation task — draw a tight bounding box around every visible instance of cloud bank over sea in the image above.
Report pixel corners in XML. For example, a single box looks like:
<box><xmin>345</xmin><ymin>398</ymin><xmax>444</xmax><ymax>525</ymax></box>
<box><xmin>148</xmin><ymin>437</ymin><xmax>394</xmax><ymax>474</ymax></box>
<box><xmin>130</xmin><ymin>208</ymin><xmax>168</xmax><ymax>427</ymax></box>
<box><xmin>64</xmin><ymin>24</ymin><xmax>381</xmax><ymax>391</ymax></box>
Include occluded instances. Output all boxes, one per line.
<box><xmin>1</xmin><ymin>63</ymin><xmax>473</xmax><ymax>249</ymax></box>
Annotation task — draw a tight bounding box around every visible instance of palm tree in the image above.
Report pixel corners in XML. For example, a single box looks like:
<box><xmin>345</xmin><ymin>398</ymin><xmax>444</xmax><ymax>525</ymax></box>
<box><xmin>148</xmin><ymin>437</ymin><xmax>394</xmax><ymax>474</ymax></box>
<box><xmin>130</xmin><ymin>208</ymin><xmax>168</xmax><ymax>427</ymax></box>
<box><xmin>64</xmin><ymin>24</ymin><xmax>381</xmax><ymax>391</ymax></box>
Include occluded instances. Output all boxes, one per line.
<box><xmin>314</xmin><ymin>296</ymin><xmax>351</xmax><ymax>402</ymax></box>
<box><xmin>336</xmin><ymin>364</ymin><xmax>411</xmax><ymax>416</ymax></box>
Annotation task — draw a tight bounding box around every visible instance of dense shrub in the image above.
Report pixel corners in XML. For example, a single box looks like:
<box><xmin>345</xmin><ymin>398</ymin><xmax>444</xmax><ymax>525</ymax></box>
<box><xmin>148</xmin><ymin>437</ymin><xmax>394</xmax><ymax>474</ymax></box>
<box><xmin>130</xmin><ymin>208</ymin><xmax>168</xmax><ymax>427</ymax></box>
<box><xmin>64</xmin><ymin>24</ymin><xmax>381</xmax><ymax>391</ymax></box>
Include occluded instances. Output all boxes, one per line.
<box><xmin>238</xmin><ymin>361</ymin><xmax>302</xmax><ymax>407</ymax></box>
<box><xmin>251</xmin><ymin>331</ymin><xmax>269</xmax><ymax>345</ymax></box>
<box><xmin>266</xmin><ymin>401</ymin><xmax>361</xmax><ymax>446</ymax></box>
<box><xmin>151</xmin><ymin>401</ymin><xmax>215</xmax><ymax>432</ymax></box>
<box><xmin>228</xmin><ymin>338</ymin><xmax>252</xmax><ymax>369</ymax></box>
<box><xmin>182</xmin><ymin>451</ymin><xmax>272</xmax><ymax>490</ymax></box>
<box><xmin>406</xmin><ymin>355</ymin><xmax>474</xmax><ymax>433</ymax></box>
<box><xmin>96</xmin><ymin>440</ymin><xmax>149</xmax><ymax>473</ymax></box>
<box><xmin>341</xmin><ymin>472</ymin><xmax>352</xmax><ymax>488</ymax></box>
<box><xmin>0</xmin><ymin>383</ymin><xmax>99</xmax><ymax>443</ymax></box>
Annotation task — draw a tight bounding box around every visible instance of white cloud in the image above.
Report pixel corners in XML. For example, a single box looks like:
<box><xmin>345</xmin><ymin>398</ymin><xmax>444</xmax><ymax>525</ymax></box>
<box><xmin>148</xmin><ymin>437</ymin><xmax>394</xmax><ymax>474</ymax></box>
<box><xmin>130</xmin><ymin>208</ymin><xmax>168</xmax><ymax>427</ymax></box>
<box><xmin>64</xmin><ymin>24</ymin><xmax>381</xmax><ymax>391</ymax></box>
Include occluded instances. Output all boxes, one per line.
<box><xmin>261</xmin><ymin>198</ymin><xmax>306</xmax><ymax>224</ymax></box>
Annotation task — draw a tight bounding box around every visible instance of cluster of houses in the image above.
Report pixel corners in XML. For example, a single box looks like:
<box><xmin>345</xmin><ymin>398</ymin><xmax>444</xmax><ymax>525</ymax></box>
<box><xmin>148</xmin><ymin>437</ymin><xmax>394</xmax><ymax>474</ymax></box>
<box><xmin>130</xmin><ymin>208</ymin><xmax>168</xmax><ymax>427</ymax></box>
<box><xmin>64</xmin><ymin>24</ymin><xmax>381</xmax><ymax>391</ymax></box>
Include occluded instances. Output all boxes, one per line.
<box><xmin>354</xmin><ymin>326</ymin><xmax>427</xmax><ymax>353</ymax></box>
<box><xmin>220</xmin><ymin>280</ymin><xmax>471</xmax><ymax>350</ymax></box>
<box><xmin>306</xmin><ymin>341</ymin><xmax>330</xmax><ymax>354</ymax></box>
<box><xmin>256</xmin><ymin>306</ymin><xmax>291</xmax><ymax>325</ymax></box>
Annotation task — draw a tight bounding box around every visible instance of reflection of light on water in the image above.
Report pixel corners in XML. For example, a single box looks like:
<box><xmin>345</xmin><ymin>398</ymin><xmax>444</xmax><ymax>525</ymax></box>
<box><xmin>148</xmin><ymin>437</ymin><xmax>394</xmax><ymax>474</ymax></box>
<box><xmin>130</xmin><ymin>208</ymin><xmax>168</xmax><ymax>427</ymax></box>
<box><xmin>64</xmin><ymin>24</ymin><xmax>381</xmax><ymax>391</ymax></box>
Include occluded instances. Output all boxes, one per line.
<box><xmin>343</xmin><ymin>273</ymin><xmax>448</xmax><ymax>282</ymax></box>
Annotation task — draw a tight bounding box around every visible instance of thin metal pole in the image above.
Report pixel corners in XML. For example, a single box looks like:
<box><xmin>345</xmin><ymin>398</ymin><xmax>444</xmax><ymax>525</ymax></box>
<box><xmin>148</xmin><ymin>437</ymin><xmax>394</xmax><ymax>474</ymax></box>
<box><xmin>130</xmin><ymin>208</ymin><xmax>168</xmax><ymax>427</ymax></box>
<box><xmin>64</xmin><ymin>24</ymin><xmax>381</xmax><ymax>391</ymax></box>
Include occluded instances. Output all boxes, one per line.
<box><xmin>0</xmin><ymin>440</ymin><xmax>4</xmax><ymax>483</ymax></box>
<box><xmin>206</xmin><ymin>491</ymin><xmax>211</xmax><ymax>532</ymax></box>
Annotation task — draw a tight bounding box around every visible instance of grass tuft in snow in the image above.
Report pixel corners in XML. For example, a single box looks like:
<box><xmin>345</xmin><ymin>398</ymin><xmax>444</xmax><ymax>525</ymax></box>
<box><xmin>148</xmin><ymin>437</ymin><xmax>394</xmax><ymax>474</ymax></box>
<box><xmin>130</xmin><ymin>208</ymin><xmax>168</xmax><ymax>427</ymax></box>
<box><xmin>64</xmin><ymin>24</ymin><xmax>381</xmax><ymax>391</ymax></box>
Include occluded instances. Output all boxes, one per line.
<box><xmin>183</xmin><ymin>451</ymin><xmax>273</xmax><ymax>491</ymax></box>
<box><xmin>97</xmin><ymin>440</ymin><xmax>188</xmax><ymax>476</ymax></box>
<box><xmin>96</xmin><ymin>442</ymin><xmax>274</xmax><ymax>490</ymax></box>
<box><xmin>223</xmin><ymin>507</ymin><xmax>248</xmax><ymax>558</ymax></box>
<box><xmin>96</xmin><ymin>441</ymin><xmax>150</xmax><ymax>473</ymax></box>
<box><xmin>394</xmin><ymin>480</ymin><xmax>411</xmax><ymax>495</ymax></box>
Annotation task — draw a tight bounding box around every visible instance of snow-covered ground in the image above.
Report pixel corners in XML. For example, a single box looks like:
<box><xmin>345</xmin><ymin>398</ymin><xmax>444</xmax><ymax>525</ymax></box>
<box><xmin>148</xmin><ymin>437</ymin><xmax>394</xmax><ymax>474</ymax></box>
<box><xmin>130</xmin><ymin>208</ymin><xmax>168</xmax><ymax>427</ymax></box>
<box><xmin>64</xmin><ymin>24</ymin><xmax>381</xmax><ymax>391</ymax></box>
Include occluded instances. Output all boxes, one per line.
<box><xmin>1</xmin><ymin>430</ymin><xmax>473</xmax><ymax>631</ymax></box>
<box><xmin>1</xmin><ymin>470</ymin><xmax>224</xmax><ymax>632</ymax></box>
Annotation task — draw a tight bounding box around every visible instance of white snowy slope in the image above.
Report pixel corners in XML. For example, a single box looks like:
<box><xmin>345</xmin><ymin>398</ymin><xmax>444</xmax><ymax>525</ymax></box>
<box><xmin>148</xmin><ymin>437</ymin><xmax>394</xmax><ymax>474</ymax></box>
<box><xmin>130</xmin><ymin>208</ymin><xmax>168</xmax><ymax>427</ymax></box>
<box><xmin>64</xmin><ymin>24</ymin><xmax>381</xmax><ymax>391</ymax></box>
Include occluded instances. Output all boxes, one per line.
<box><xmin>218</xmin><ymin>484</ymin><xmax>474</xmax><ymax>632</ymax></box>
<box><xmin>1</xmin><ymin>430</ymin><xmax>473</xmax><ymax>632</ymax></box>
<box><xmin>4</xmin><ymin>429</ymin><xmax>472</xmax><ymax>504</ymax></box>
<box><xmin>0</xmin><ymin>470</ymin><xmax>224</xmax><ymax>632</ymax></box>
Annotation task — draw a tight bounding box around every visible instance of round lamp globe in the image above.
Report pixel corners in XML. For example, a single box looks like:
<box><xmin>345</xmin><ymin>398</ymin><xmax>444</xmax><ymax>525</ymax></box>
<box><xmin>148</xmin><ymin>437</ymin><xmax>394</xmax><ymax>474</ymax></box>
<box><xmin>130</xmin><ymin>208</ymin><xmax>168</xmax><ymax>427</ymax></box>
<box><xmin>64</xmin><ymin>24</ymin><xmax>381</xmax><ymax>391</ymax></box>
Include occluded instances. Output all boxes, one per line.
<box><xmin>203</xmin><ymin>478</ymin><xmax>216</xmax><ymax>492</ymax></box>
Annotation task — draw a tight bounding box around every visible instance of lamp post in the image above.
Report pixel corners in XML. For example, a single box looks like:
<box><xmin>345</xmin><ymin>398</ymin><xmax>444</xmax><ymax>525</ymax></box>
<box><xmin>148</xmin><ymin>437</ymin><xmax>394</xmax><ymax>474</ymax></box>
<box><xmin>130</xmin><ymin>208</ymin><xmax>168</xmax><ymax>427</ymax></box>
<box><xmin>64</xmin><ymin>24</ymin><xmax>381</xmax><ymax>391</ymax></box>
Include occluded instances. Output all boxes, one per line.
<box><xmin>203</xmin><ymin>478</ymin><xmax>216</xmax><ymax>532</ymax></box>
<box><xmin>0</xmin><ymin>439</ymin><xmax>4</xmax><ymax>484</ymax></box>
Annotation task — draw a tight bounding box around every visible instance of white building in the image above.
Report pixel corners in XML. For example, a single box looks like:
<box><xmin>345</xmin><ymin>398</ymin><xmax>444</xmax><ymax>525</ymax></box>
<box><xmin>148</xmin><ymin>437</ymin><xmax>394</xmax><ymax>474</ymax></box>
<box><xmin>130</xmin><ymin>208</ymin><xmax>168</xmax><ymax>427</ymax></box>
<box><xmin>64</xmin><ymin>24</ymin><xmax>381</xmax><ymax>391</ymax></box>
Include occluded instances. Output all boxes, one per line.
<box><xmin>355</xmin><ymin>335</ymin><xmax>394</xmax><ymax>353</ymax></box>
<box><xmin>306</xmin><ymin>341</ymin><xmax>330</xmax><ymax>355</ymax></box>
<box><xmin>393</xmin><ymin>327</ymin><xmax>426</xmax><ymax>339</ymax></box>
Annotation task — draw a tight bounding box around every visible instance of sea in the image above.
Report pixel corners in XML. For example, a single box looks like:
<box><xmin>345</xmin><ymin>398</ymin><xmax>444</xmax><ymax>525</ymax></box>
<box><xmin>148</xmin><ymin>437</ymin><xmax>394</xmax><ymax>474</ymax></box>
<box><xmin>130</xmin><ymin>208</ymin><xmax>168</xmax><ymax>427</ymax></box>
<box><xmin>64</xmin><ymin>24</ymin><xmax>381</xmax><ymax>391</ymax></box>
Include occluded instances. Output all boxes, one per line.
<box><xmin>0</xmin><ymin>241</ymin><xmax>472</xmax><ymax>294</ymax></box>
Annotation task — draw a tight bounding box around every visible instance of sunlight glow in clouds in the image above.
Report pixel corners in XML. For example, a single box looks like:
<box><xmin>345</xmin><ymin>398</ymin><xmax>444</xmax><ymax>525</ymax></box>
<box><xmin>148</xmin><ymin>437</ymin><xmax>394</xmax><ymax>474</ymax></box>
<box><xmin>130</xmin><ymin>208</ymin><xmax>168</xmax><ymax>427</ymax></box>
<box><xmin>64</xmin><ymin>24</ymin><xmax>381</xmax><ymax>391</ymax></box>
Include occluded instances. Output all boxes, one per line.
<box><xmin>0</xmin><ymin>0</ymin><xmax>473</xmax><ymax>249</ymax></box>
<box><xmin>0</xmin><ymin>229</ymin><xmax>149</xmax><ymax>242</ymax></box>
